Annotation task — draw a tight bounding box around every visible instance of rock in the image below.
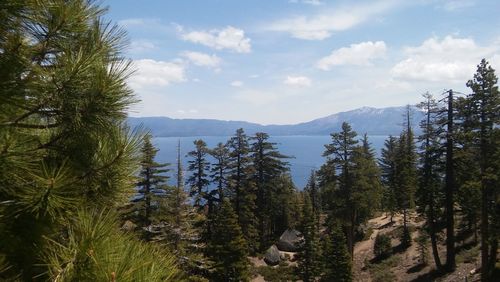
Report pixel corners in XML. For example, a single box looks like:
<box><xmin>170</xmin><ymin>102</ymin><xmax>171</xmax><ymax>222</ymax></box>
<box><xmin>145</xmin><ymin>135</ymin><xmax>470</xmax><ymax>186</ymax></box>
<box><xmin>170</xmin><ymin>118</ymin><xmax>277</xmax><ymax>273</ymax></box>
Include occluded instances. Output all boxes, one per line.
<box><xmin>264</xmin><ymin>245</ymin><xmax>281</xmax><ymax>266</ymax></box>
<box><xmin>121</xmin><ymin>220</ymin><xmax>137</xmax><ymax>232</ymax></box>
<box><xmin>276</xmin><ymin>229</ymin><xmax>304</xmax><ymax>252</ymax></box>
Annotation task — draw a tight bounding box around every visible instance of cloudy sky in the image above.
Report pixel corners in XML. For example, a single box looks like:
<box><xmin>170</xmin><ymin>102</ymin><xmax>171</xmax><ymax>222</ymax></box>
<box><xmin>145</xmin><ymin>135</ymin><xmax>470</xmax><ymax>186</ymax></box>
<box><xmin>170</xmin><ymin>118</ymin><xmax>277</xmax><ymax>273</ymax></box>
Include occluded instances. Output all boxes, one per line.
<box><xmin>106</xmin><ymin>0</ymin><xmax>500</xmax><ymax>125</ymax></box>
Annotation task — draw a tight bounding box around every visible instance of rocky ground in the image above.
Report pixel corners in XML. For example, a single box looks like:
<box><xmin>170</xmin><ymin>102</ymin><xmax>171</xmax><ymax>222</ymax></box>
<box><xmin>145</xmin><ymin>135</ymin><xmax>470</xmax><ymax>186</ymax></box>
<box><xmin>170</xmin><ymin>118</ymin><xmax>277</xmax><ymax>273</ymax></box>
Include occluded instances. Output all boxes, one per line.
<box><xmin>250</xmin><ymin>212</ymin><xmax>484</xmax><ymax>281</ymax></box>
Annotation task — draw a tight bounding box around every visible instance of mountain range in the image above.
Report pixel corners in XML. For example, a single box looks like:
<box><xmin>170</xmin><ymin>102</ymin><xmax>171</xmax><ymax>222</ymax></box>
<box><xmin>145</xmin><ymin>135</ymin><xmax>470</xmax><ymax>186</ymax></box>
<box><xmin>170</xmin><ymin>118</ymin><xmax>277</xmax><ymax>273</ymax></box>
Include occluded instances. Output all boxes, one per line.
<box><xmin>127</xmin><ymin>106</ymin><xmax>425</xmax><ymax>137</ymax></box>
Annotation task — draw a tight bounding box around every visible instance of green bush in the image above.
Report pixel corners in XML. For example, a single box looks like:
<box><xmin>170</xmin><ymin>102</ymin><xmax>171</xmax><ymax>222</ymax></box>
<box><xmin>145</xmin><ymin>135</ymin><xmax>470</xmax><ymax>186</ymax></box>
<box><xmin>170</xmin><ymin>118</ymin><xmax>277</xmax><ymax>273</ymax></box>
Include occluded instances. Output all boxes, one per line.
<box><xmin>366</xmin><ymin>254</ymin><xmax>399</xmax><ymax>282</ymax></box>
<box><xmin>256</xmin><ymin>265</ymin><xmax>298</xmax><ymax>282</ymax></box>
<box><xmin>374</xmin><ymin>233</ymin><xmax>392</xmax><ymax>258</ymax></box>
<box><xmin>400</xmin><ymin>227</ymin><xmax>412</xmax><ymax>248</ymax></box>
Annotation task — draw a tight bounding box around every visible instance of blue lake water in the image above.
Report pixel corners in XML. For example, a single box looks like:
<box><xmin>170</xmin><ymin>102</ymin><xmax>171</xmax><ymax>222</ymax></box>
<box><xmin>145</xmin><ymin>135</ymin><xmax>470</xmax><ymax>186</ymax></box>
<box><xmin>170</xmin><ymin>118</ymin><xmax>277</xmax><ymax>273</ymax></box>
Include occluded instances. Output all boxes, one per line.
<box><xmin>153</xmin><ymin>135</ymin><xmax>388</xmax><ymax>188</ymax></box>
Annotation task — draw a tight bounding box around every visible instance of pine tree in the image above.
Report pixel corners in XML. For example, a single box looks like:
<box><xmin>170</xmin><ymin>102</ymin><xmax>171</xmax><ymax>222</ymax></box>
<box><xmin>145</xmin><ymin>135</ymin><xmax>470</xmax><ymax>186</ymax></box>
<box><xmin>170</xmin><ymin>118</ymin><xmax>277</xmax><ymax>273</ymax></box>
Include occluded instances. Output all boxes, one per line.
<box><xmin>298</xmin><ymin>194</ymin><xmax>321</xmax><ymax>282</ymax></box>
<box><xmin>227</xmin><ymin>128</ymin><xmax>259</xmax><ymax>252</ymax></box>
<box><xmin>373</xmin><ymin>233</ymin><xmax>392</xmax><ymax>259</ymax></box>
<box><xmin>158</xmin><ymin>143</ymin><xmax>207</xmax><ymax>277</ymax></box>
<box><xmin>322</xmin><ymin>122</ymin><xmax>358</xmax><ymax>256</ymax></box>
<box><xmin>455</xmin><ymin>94</ymin><xmax>482</xmax><ymax>243</ymax></box>
<box><xmin>465</xmin><ymin>59</ymin><xmax>500</xmax><ymax>281</ymax></box>
<box><xmin>416</xmin><ymin>93</ymin><xmax>444</xmax><ymax>270</ymax></box>
<box><xmin>159</xmin><ymin>141</ymin><xmax>192</xmax><ymax>252</ymax></box>
<box><xmin>304</xmin><ymin>170</ymin><xmax>321</xmax><ymax>224</ymax></box>
<box><xmin>250</xmin><ymin>132</ymin><xmax>290</xmax><ymax>248</ymax></box>
<box><xmin>416</xmin><ymin>232</ymin><xmax>429</xmax><ymax>266</ymax></box>
<box><xmin>379</xmin><ymin>135</ymin><xmax>398</xmax><ymax>223</ymax></box>
<box><xmin>394</xmin><ymin>107</ymin><xmax>418</xmax><ymax>248</ymax></box>
<box><xmin>272</xmin><ymin>174</ymin><xmax>301</xmax><ymax>232</ymax></box>
<box><xmin>207</xmin><ymin>198</ymin><xmax>250</xmax><ymax>281</ymax></box>
<box><xmin>187</xmin><ymin>139</ymin><xmax>211</xmax><ymax>208</ymax></box>
<box><xmin>136</xmin><ymin>133</ymin><xmax>170</xmax><ymax>226</ymax></box>
<box><xmin>443</xmin><ymin>89</ymin><xmax>457</xmax><ymax>270</ymax></box>
<box><xmin>322</xmin><ymin>223</ymin><xmax>352</xmax><ymax>282</ymax></box>
<box><xmin>0</xmin><ymin>1</ymin><xmax>179</xmax><ymax>279</ymax></box>
<box><xmin>317</xmin><ymin>159</ymin><xmax>337</xmax><ymax>212</ymax></box>
<box><xmin>174</xmin><ymin>140</ymin><xmax>186</xmax><ymax>232</ymax></box>
<box><xmin>210</xmin><ymin>142</ymin><xmax>231</xmax><ymax>203</ymax></box>
<box><xmin>351</xmin><ymin>134</ymin><xmax>383</xmax><ymax>222</ymax></box>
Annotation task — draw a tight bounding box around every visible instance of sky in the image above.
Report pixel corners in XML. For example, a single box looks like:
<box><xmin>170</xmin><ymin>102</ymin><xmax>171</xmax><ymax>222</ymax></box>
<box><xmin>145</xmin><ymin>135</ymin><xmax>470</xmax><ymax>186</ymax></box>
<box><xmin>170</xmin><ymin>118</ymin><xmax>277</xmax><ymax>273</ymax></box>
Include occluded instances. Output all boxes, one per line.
<box><xmin>105</xmin><ymin>0</ymin><xmax>500</xmax><ymax>125</ymax></box>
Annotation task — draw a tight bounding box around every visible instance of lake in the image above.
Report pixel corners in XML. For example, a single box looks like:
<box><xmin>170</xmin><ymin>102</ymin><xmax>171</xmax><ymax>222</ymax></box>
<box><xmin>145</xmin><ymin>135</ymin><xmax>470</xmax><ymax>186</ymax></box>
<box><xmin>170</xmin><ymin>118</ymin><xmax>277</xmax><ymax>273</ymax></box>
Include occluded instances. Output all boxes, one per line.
<box><xmin>153</xmin><ymin>135</ymin><xmax>388</xmax><ymax>188</ymax></box>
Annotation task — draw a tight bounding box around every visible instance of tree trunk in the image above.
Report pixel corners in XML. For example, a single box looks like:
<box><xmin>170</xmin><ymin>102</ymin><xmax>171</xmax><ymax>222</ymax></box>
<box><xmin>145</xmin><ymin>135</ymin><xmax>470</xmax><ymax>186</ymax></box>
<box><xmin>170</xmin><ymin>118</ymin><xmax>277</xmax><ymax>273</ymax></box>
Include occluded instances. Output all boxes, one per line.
<box><xmin>480</xmin><ymin>183</ymin><xmax>489</xmax><ymax>281</ymax></box>
<box><xmin>487</xmin><ymin>238</ymin><xmax>498</xmax><ymax>280</ymax></box>
<box><xmin>480</xmin><ymin>102</ymin><xmax>489</xmax><ymax>282</ymax></box>
<box><xmin>429</xmin><ymin>206</ymin><xmax>443</xmax><ymax>270</ymax></box>
<box><xmin>445</xmin><ymin>89</ymin><xmax>456</xmax><ymax>271</ymax></box>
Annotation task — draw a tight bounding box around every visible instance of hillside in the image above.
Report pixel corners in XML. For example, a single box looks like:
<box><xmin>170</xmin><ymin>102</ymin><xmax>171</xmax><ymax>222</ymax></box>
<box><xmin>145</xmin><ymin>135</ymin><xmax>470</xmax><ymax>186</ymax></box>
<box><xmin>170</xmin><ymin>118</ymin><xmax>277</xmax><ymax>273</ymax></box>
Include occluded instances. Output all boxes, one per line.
<box><xmin>127</xmin><ymin>106</ymin><xmax>425</xmax><ymax>137</ymax></box>
<box><xmin>250</xmin><ymin>212</ymin><xmax>482</xmax><ymax>282</ymax></box>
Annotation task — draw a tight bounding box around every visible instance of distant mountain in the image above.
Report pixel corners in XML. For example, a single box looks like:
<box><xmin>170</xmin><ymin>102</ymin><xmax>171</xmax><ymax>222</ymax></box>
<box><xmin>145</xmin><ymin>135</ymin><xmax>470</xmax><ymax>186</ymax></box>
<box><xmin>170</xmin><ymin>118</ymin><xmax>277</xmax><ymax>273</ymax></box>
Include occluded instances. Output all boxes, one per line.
<box><xmin>127</xmin><ymin>106</ymin><xmax>425</xmax><ymax>137</ymax></box>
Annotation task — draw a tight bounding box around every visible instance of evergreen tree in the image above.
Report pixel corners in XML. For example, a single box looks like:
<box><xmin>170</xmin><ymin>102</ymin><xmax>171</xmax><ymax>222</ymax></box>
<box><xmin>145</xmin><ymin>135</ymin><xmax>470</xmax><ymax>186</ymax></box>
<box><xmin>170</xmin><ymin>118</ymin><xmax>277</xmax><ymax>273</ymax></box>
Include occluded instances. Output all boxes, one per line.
<box><xmin>174</xmin><ymin>140</ymin><xmax>187</xmax><ymax>232</ymax></box>
<box><xmin>0</xmin><ymin>1</ymin><xmax>179</xmax><ymax>279</ymax></box>
<box><xmin>210</xmin><ymin>142</ymin><xmax>231</xmax><ymax>203</ymax></box>
<box><xmin>159</xmin><ymin>141</ymin><xmax>200</xmax><ymax>263</ymax></box>
<box><xmin>351</xmin><ymin>134</ymin><xmax>383</xmax><ymax>221</ymax></box>
<box><xmin>272</xmin><ymin>175</ymin><xmax>301</xmax><ymax>232</ymax></box>
<box><xmin>136</xmin><ymin>133</ymin><xmax>170</xmax><ymax>226</ymax></box>
<box><xmin>207</xmin><ymin>198</ymin><xmax>250</xmax><ymax>282</ymax></box>
<box><xmin>227</xmin><ymin>128</ymin><xmax>259</xmax><ymax>252</ymax></box>
<box><xmin>250</xmin><ymin>132</ymin><xmax>290</xmax><ymax>248</ymax></box>
<box><xmin>416</xmin><ymin>93</ymin><xmax>444</xmax><ymax>270</ymax></box>
<box><xmin>187</xmin><ymin>139</ymin><xmax>211</xmax><ymax>208</ymax></box>
<box><xmin>322</xmin><ymin>128</ymin><xmax>381</xmax><ymax>259</ymax></box>
<box><xmin>416</xmin><ymin>232</ymin><xmax>429</xmax><ymax>266</ymax></box>
<box><xmin>394</xmin><ymin>107</ymin><xmax>418</xmax><ymax>248</ymax></box>
<box><xmin>317</xmin><ymin>159</ymin><xmax>337</xmax><ymax>212</ymax></box>
<box><xmin>373</xmin><ymin>233</ymin><xmax>392</xmax><ymax>259</ymax></box>
<box><xmin>465</xmin><ymin>59</ymin><xmax>499</xmax><ymax>281</ymax></box>
<box><xmin>298</xmin><ymin>194</ymin><xmax>321</xmax><ymax>282</ymax></box>
<box><xmin>322</xmin><ymin>122</ymin><xmax>358</xmax><ymax>256</ymax></box>
<box><xmin>322</xmin><ymin>223</ymin><xmax>352</xmax><ymax>282</ymax></box>
<box><xmin>379</xmin><ymin>136</ymin><xmax>399</xmax><ymax>223</ymax></box>
<box><xmin>455</xmin><ymin>93</ymin><xmax>481</xmax><ymax>243</ymax></box>
<box><xmin>304</xmin><ymin>170</ymin><xmax>321</xmax><ymax>224</ymax></box>
<box><xmin>442</xmin><ymin>89</ymin><xmax>458</xmax><ymax>270</ymax></box>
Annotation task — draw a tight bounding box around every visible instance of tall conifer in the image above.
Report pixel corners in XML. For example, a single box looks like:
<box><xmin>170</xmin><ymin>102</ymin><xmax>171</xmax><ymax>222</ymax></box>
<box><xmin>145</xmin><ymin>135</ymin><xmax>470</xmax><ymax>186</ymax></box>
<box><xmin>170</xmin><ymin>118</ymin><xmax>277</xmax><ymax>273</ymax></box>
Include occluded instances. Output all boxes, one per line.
<box><xmin>322</xmin><ymin>223</ymin><xmax>352</xmax><ymax>282</ymax></box>
<box><xmin>207</xmin><ymin>198</ymin><xmax>250</xmax><ymax>281</ymax></box>
<box><xmin>136</xmin><ymin>133</ymin><xmax>170</xmax><ymax>226</ymax></box>
<box><xmin>416</xmin><ymin>93</ymin><xmax>444</xmax><ymax>270</ymax></box>
<box><xmin>465</xmin><ymin>59</ymin><xmax>499</xmax><ymax>280</ymax></box>
<box><xmin>187</xmin><ymin>139</ymin><xmax>211</xmax><ymax>208</ymax></box>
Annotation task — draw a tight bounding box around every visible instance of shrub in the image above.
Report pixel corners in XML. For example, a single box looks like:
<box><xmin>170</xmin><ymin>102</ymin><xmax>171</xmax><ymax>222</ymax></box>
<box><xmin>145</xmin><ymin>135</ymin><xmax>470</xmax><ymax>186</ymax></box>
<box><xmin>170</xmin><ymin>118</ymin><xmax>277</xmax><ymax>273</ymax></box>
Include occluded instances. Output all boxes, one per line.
<box><xmin>415</xmin><ymin>233</ymin><xmax>428</xmax><ymax>265</ymax></box>
<box><xmin>400</xmin><ymin>227</ymin><xmax>412</xmax><ymax>249</ymax></box>
<box><xmin>374</xmin><ymin>233</ymin><xmax>392</xmax><ymax>258</ymax></box>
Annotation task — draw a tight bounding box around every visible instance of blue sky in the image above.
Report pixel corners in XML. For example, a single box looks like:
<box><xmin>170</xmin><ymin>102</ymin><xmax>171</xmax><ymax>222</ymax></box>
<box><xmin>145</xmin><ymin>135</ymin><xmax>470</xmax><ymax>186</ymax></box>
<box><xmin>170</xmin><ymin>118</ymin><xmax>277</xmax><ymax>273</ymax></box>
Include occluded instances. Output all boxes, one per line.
<box><xmin>105</xmin><ymin>0</ymin><xmax>500</xmax><ymax>125</ymax></box>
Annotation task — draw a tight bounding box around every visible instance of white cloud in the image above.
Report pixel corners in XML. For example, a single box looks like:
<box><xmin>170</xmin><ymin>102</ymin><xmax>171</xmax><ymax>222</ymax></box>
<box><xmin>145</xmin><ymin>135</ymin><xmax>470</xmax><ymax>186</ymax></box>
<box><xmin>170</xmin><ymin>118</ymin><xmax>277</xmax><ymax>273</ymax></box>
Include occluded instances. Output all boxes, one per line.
<box><xmin>391</xmin><ymin>36</ymin><xmax>500</xmax><ymax>83</ymax></box>
<box><xmin>440</xmin><ymin>0</ymin><xmax>475</xmax><ymax>11</ymax></box>
<box><xmin>268</xmin><ymin>1</ymin><xmax>400</xmax><ymax>40</ymax></box>
<box><xmin>129</xmin><ymin>59</ymin><xmax>186</xmax><ymax>91</ymax></box>
<box><xmin>181</xmin><ymin>26</ymin><xmax>251</xmax><ymax>53</ymax></box>
<box><xmin>490</xmin><ymin>54</ymin><xmax>500</xmax><ymax>71</ymax></box>
<box><xmin>129</xmin><ymin>40</ymin><xmax>156</xmax><ymax>54</ymax></box>
<box><xmin>180</xmin><ymin>51</ymin><xmax>221</xmax><ymax>68</ymax></box>
<box><xmin>177</xmin><ymin>109</ymin><xmax>198</xmax><ymax>114</ymax></box>
<box><xmin>289</xmin><ymin>0</ymin><xmax>324</xmax><ymax>5</ymax></box>
<box><xmin>284</xmin><ymin>75</ymin><xmax>312</xmax><ymax>87</ymax></box>
<box><xmin>231</xmin><ymin>80</ymin><xmax>244</xmax><ymax>87</ymax></box>
<box><xmin>316</xmin><ymin>41</ymin><xmax>387</xmax><ymax>70</ymax></box>
<box><xmin>118</xmin><ymin>18</ymin><xmax>162</xmax><ymax>28</ymax></box>
<box><xmin>235</xmin><ymin>89</ymin><xmax>279</xmax><ymax>105</ymax></box>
